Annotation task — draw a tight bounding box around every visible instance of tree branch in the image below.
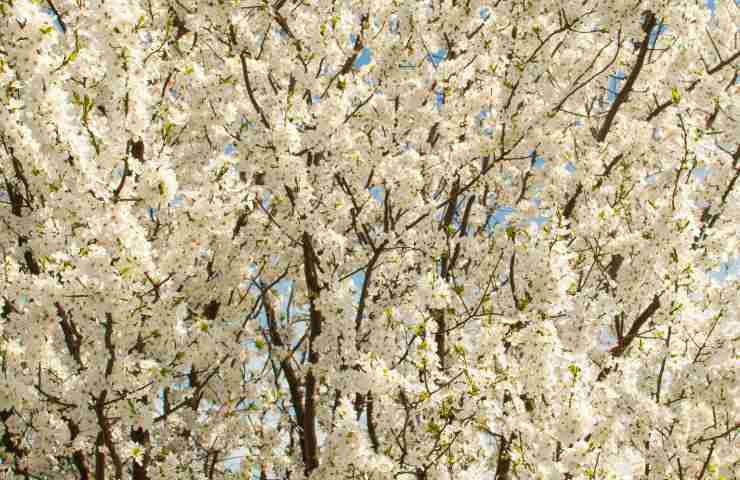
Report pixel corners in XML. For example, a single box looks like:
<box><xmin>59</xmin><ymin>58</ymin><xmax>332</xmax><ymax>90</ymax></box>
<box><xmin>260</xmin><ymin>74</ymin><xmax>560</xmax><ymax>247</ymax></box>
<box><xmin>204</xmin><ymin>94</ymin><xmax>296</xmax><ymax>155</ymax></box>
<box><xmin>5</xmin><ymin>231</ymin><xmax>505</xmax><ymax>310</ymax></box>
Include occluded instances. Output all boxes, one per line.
<box><xmin>240</xmin><ymin>52</ymin><xmax>271</xmax><ymax>129</ymax></box>
<box><xmin>301</xmin><ymin>232</ymin><xmax>322</xmax><ymax>475</ymax></box>
<box><xmin>595</xmin><ymin>11</ymin><xmax>657</xmax><ymax>142</ymax></box>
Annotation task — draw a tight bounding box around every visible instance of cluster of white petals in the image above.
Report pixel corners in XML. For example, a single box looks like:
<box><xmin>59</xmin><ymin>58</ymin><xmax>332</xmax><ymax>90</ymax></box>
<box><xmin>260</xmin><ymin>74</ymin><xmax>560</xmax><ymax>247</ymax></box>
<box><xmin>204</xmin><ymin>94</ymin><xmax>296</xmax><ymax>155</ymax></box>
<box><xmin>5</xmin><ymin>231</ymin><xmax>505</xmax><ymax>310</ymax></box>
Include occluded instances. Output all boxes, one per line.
<box><xmin>1</xmin><ymin>0</ymin><xmax>738</xmax><ymax>479</ymax></box>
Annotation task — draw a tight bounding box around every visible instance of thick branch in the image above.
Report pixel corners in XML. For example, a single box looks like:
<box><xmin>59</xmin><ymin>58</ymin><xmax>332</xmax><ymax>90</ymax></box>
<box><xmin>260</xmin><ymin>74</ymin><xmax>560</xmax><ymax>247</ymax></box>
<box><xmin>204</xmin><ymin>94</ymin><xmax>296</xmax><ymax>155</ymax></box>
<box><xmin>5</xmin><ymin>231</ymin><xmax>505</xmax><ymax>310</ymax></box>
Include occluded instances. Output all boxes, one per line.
<box><xmin>131</xmin><ymin>425</ymin><xmax>151</xmax><ymax>480</ymax></box>
<box><xmin>366</xmin><ymin>393</ymin><xmax>380</xmax><ymax>453</ymax></box>
<box><xmin>706</xmin><ymin>50</ymin><xmax>740</xmax><ymax>75</ymax></box>
<box><xmin>354</xmin><ymin>245</ymin><xmax>387</xmax><ymax>346</ymax></box>
<box><xmin>240</xmin><ymin>52</ymin><xmax>271</xmax><ymax>129</ymax></box>
<box><xmin>264</xmin><ymin>290</ymin><xmax>306</xmax><ymax>433</ymax></box>
<box><xmin>56</xmin><ymin>302</ymin><xmax>84</xmax><ymax>368</ymax></box>
<box><xmin>610</xmin><ymin>293</ymin><xmax>662</xmax><ymax>358</ymax></box>
<box><xmin>594</xmin><ymin>11</ymin><xmax>657</xmax><ymax>142</ymax></box>
<box><xmin>94</xmin><ymin>391</ymin><xmax>124</xmax><ymax>479</ymax></box>
<box><xmin>301</xmin><ymin>232</ymin><xmax>322</xmax><ymax>475</ymax></box>
<box><xmin>46</xmin><ymin>0</ymin><xmax>67</xmax><ymax>33</ymax></box>
<box><xmin>495</xmin><ymin>434</ymin><xmax>511</xmax><ymax>480</ymax></box>
<box><xmin>0</xmin><ymin>410</ymin><xmax>29</xmax><ymax>478</ymax></box>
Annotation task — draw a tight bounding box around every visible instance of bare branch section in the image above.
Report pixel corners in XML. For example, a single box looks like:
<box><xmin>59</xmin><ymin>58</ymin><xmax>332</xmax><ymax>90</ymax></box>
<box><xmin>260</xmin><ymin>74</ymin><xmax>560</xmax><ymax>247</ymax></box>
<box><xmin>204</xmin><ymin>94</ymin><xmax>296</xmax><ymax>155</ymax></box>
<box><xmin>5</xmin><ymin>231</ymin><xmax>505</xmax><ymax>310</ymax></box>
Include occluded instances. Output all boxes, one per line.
<box><xmin>301</xmin><ymin>232</ymin><xmax>322</xmax><ymax>475</ymax></box>
<box><xmin>240</xmin><ymin>51</ymin><xmax>271</xmax><ymax>129</ymax></box>
<box><xmin>611</xmin><ymin>293</ymin><xmax>662</xmax><ymax>358</ymax></box>
<box><xmin>595</xmin><ymin>11</ymin><xmax>657</xmax><ymax>142</ymax></box>
<box><xmin>263</xmin><ymin>288</ymin><xmax>307</xmax><ymax>445</ymax></box>
<box><xmin>47</xmin><ymin>0</ymin><xmax>67</xmax><ymax>33</ymax></box>
<box><xmin>647</xmin><ymin>47</ymin><xmax>739</xmax><ymax>121</ymax></box>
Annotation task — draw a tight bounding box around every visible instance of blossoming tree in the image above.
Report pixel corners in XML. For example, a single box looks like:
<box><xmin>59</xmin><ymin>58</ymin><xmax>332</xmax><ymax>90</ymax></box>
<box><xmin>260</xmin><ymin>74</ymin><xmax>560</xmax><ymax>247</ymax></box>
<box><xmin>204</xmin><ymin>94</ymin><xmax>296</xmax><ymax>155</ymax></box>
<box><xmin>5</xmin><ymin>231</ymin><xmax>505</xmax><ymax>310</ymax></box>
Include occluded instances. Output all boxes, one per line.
<box><xmin>1</xmin><ymin>0</ymin><xmax>738</xmax><ymax>479</ymax></box>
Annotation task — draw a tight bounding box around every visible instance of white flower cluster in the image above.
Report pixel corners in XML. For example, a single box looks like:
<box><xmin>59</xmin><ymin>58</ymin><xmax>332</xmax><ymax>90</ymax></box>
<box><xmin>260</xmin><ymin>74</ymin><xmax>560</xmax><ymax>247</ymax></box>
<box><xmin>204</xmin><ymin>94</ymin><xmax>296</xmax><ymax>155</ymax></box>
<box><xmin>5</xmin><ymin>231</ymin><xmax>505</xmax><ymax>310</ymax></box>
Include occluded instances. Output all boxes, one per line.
<box><xmin>0</xmin><ymin>0</ymin><xmax>737</xmax><ymax>479</ymax></box>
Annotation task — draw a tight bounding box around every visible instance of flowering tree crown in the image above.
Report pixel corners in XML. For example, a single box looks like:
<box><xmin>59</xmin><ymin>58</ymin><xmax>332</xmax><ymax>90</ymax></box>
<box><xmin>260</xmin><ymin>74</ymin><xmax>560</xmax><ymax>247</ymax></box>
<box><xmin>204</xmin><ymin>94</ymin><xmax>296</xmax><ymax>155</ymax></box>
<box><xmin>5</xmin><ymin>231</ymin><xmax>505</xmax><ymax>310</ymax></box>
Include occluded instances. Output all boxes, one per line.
<box><xmin>0</xmin><ymin>0</ymin><xmax>738</xmax><ymax>479</ymax></box>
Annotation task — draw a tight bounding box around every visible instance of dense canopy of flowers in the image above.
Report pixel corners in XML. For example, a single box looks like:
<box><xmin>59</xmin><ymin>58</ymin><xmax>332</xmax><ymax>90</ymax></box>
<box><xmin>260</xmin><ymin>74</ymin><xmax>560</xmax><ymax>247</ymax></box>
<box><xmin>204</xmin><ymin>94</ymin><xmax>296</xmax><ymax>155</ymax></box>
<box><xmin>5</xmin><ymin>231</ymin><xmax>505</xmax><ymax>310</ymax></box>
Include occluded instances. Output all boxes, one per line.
<box><xmin>0</xmin><ymin>0</ymin><xmax>738</xmax><ymax>479</ymax></box>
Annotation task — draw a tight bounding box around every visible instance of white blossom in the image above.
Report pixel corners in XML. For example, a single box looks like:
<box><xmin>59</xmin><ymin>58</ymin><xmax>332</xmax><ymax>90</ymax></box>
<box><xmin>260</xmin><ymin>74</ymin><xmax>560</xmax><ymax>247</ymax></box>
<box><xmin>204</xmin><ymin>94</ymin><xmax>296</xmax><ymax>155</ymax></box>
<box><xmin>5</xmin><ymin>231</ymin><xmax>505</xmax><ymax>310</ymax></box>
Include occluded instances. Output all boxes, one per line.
<box><xmin>0</xmin><ymin>1</ymin><xmax>736</xmax><ymax>479</ymax></box>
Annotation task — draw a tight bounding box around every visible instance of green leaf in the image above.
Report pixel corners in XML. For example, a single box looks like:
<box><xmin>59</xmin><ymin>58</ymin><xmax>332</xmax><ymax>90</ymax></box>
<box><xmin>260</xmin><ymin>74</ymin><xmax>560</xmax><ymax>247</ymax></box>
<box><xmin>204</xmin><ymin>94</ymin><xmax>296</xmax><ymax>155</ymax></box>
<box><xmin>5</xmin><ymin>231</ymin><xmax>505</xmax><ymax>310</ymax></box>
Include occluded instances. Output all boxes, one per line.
<box><xmin>671</xmin><ymin>86</ymin><xmax>681</xmax><ymax>105</ymax></box>
<box><xmin>426</xmin><ymin>421</ymin><xmax>441</xmax><ymax>435</ymax></box>
<box><xmin>505</xmin><ymin>226</ymin><xmax>516</xmax><ymax>241</ymax></box>
<box><xmin>568</xmin><ymin>363</ymin><xmax>580</xmax><ymax>382</ymax></box>
<box><xmin>440</xmin><ymin>400</ymin><xmax>453</xmax><ymax>419</ymax></box>
<box><xmin>83</xmin><ymin>95</ymin><xmax>94</xmax><ymax>112</ymax></box>
<box><xmin>215</xmin><ymin>164</ymin><xmax>229</xmax><ymax>181</ymax></box>
<box><xmin>516</xmin><ymin>292</ymin><xmax>531</xmax><ymax>311</ymax></box>
<box><xmin>163</xmin><ymin>122</ymin><xmax>174</xmax><ymax>141</ymax></box>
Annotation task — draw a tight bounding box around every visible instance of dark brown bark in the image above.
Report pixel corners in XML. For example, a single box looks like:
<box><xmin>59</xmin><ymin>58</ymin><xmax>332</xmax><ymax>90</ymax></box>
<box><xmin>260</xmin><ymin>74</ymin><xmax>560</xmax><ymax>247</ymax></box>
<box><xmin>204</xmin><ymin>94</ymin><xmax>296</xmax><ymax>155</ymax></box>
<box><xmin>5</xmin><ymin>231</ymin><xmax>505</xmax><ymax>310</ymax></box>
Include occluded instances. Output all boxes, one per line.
<box><xmin>301</xmin><ymin>232</ymin><xmax>322</xmax><ymax>475</ymax></box>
